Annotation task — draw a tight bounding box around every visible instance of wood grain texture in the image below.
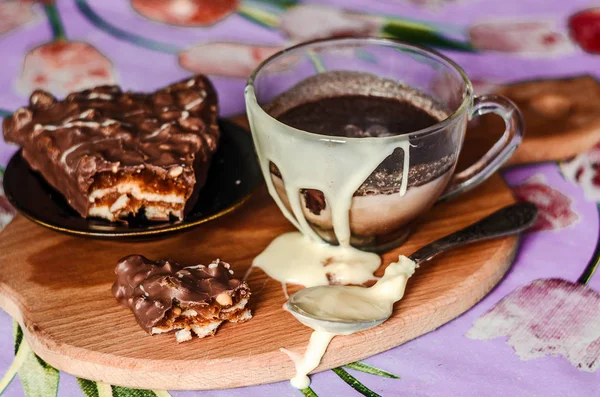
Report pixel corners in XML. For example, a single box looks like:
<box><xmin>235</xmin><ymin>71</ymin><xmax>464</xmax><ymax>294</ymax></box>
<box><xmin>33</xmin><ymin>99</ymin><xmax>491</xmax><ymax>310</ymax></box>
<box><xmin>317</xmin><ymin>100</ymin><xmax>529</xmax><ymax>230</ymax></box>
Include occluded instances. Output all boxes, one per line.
<box><xmin>0</xmin><ymin>172</ymin><xmax>518</xmax><ymax>390</ymax></box>
<box><xmin>459</xmin><ymin>76</ymin><xmax>600</xmax><ymax>170</ymax></box>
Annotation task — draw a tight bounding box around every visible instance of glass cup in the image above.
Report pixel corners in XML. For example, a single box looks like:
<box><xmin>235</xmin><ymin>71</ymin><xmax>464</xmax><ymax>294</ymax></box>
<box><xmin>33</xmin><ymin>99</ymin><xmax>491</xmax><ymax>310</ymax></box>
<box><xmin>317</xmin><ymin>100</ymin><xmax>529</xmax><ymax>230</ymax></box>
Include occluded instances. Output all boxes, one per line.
<box><xmin>245</xmin><ymin>37</ymin><xmax>523</xmax><ymax>252</ymax></box>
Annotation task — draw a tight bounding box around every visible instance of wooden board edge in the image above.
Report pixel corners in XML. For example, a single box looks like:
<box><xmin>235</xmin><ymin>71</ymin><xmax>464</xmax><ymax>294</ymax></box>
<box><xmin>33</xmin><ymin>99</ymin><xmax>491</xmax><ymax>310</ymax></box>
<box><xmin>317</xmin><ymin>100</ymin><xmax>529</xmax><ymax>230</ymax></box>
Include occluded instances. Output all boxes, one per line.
<box><xmin>508</xmin><ymin>122</ymin><xmax>600</xmax><ymax>165</ymax></box>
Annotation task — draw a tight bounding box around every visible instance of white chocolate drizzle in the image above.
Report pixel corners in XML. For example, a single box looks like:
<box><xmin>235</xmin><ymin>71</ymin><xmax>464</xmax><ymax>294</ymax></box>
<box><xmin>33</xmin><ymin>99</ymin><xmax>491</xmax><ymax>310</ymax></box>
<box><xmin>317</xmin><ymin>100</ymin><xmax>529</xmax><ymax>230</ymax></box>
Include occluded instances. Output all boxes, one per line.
<box><xmin>246</xmin><ymin>85</ymin><xmax>411</xmax><ymax>287</ymax></box>
<box><xmin>86</xmin><ymin>92</ymin><xmax>113</xmax><ymax>100</ymax></box>
<box><xmin>59</xmin><ymin>142</ymin><xmax>84</xmax><ymax>166</ymax></box>
<box><xmin>281</xmin><ymin>332</ymin><xmax>335</xmax><ymax>389</ymax></box>
<box><xmin>145</xmin><ymin>123</ymin><xmax>171</xmax><ymax>139</ymax></box>
<box><xmin>184</xmin><ymin>91</ymin><xmax>207</xmax><ymax>110</ymax></box>
<box><xmin>34</xmin><ymin>119</ymin><xmax>122</xmax><ymax>135</ymax></box>
<box><xmin>283</xmin><ymin>256</ymin><xmax>416</xmax><ymax>389</ymax></box>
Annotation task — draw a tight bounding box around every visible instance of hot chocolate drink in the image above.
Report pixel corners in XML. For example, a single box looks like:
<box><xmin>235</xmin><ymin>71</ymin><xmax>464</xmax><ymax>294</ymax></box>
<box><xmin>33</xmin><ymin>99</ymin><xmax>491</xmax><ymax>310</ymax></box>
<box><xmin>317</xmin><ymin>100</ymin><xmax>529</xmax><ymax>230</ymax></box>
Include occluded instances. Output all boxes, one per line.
<box><xmin>276</xmin><ymin>95</ymin><xmax>441</xmax><ymax>138</ymax></box>
<box><xmin>263</xmin><ymin>72</ymin><xmax>457</xmax><ymax>250</ymax></box>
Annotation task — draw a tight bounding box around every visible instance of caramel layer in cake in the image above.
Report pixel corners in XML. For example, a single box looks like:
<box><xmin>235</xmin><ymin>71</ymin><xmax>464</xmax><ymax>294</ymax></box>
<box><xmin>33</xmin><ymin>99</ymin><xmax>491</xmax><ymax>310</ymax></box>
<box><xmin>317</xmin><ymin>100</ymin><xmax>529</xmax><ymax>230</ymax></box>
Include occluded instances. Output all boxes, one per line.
<box><xmin>2</xmin><ymin>75</ymin><xmax>219</xmax><ymax>222</ymax></box>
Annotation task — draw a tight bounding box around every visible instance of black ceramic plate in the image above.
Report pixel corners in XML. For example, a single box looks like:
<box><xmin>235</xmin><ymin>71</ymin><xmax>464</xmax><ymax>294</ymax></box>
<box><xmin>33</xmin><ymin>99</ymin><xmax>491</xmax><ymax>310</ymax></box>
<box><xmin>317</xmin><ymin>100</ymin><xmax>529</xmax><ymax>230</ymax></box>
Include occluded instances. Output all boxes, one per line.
<box><xmin>3</xmin><ymin>120</ymin><xmax>262</xmax><ymax>238</ymax></box>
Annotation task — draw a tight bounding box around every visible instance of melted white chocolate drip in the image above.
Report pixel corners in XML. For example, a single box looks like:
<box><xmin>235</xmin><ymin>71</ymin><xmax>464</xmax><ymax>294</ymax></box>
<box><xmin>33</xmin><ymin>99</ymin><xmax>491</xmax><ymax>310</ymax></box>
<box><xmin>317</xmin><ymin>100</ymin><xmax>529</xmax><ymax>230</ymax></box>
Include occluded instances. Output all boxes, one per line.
<box><xmin>283</xmin><ymin>256</ymin><xmax>416</xmax><ymax>389</ymax></box>
<box><xmin>246</xmin><ymin>85</ymin><xmax>411</xmax><ymax>286</ymax></box>
<box><xmin>253</xmin><ymin>232</ymin><xmax>380</xmax><ymax>287</ymax></box>
<box><xmin>246</xmin><ymin>76</ymin><xmax>423</xmax><ymax>390</ymax></box>
<box><xmin>281</xmin><ymin>332</ymin><xmax>336</xmax><ymax>389</ymax></box>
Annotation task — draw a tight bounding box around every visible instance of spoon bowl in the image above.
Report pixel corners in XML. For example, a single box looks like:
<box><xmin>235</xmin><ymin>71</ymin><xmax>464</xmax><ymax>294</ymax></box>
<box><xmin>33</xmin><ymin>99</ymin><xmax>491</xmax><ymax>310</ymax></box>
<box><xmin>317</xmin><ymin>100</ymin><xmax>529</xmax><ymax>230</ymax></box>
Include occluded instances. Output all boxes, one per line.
<box><xmin>286</xmin><ymin>289</ymin><xmax>389</xmax><ymax>334</ymax></box>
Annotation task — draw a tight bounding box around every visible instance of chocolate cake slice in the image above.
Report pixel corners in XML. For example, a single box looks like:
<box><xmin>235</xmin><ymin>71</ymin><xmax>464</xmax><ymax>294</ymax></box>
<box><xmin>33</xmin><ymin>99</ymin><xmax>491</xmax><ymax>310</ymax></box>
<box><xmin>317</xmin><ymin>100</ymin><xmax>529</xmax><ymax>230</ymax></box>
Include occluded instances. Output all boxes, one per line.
<box><xmin>112</xmin><ymin>255</ymin><xmax>252</xmax><ymax>343</ymax></box>
<box><xmin>2</xmin><ymin>75</ymin><xmax>219</xmax><ymax>222</ymax></box>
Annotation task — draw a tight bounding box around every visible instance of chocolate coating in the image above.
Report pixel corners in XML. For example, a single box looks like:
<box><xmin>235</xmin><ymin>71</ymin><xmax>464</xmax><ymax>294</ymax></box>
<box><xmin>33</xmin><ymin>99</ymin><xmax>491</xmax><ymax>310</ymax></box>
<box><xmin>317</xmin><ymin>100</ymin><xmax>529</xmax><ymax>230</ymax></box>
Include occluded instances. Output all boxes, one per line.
<box><xmin>112</xmin><ymin>255</ymin><xmax>249</xmax><ymax>333</ymax></box>
<box><xmin>2</xmin><ymin>75</ymin><xmax>219</xmax><ymax>219</ymax></box>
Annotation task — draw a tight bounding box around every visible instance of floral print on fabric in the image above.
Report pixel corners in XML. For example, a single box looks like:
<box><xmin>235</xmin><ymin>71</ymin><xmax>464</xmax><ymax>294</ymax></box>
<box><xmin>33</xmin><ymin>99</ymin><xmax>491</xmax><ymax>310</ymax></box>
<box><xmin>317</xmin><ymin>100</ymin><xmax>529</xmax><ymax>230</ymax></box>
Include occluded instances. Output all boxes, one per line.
<box><xmin>561</xmin><ymin>143</ymin><xmax>600</xmax><ymax>203</ymax></box>
<box><xmin>16</xmin><ymin>41</ymin><xmax>116</xmax><ymax>97</ymax></box>
<box><xmin>569</xmin><ymin>8</ymin><xmax>600</xmax><ymax>54</ymax></box>
<box><xmin>279</xmin><ymin>5</ymin><xmax>381</xmax><ymax>42</ymax></box>
<box><xmin>512</xmin><ymin>174</ymin><xmax>579</xmax><ymax>232</ymax></box>
<box><xmin>0</xmin><ymin>0</ymin><xmax>39</xmax><ymax>35</ymax></box>
<box><xmin>468</xmin><ymin>278</ymin><xmax>600</xmax><ymax>372</ymax></box>
<box><xmin>131</xmin><ymin>0</ymin><xmax>239</xmax><ymax>27</ymax></box>
<box><xmin>179</xmin><ymin>42</ymin><xmax>281</xmax><ymax>78</ymax></box>
<box><xmin>469</xmin><ymin>20</ymin><xmax>573</xmax><ymax>55</ymax></box>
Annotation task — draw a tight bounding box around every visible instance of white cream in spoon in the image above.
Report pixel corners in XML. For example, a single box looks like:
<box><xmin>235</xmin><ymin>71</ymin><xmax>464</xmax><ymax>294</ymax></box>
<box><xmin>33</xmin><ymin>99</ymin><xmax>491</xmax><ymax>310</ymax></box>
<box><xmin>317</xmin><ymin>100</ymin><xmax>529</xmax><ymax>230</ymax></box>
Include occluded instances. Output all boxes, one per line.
<box><xmin>282</xmin><ymin>256</ymin><xmax>416</xmax><ymax>389</ymax></box>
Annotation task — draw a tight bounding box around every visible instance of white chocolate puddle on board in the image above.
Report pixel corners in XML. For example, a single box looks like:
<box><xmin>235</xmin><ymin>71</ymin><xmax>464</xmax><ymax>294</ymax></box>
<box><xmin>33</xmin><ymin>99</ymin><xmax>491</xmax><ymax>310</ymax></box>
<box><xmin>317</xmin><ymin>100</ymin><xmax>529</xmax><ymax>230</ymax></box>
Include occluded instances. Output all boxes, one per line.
<box><xmin>252</xmin><ymin>232</ymin><xmax>381</xmax><ymax>288</ymax></box>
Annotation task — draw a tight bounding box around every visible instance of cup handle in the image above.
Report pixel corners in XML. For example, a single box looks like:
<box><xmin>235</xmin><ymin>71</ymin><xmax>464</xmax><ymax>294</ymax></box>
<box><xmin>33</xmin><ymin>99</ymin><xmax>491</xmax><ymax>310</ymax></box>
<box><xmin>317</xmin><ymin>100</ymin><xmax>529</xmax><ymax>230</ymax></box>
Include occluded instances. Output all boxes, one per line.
<box><xmin>440</xmin><ymin>94</ymin><xmax>524</xmax><ymax>200</ymax></box>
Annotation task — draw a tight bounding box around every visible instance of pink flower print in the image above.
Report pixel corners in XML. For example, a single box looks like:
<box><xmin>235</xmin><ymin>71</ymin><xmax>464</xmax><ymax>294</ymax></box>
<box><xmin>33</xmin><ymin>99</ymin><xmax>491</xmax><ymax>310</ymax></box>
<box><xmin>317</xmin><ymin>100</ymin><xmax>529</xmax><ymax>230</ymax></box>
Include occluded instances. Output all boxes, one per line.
<box><xmin>467</xmin><ymin>279</ymin><xmax>600</xmax><ymax>372</ymax></box>
<box><xmin>569</xmin><ymin>8</ymin><xmax>600</xmax><ymax>54</ymax></box>
<box><xmin>469</xmin><ymin>20</ymin><xmax>573</xmax><ymax>56</ymax></box>
<box><xmin>561</xmin><ymin>142</ymin><xmax>600</xmax><ymax>202</ymax></box>
<box><xmin>279</xmin><ymin>5</ymin><xmax>381</xmax><ymax>42</ymax></box>
<box><xmin>179</xmin><ymin>42</ymin><xmax>281</xmax><ymax>78</ymax></box>
<box><xmin>178</xmin><ymin>5</ymin><xmax>381</xmax><ymax>79</ymax></box>
<box><xmin>16</xmin><ymin>41</ymin><xmax>116</xmax><ymax>97</ymax></box>
<box><xmin>0</xmin><ymin>173</ymin><xmax>16</xmax><ymax>233</ymax></box>
<box><xmin>0</xmin><ymin>0</ymin><xmax>39</xmax><ymax>35</ymax></box>
<box><xmin>131</xmin><ymin>0</ymin><xmax>238</xmax><ymax>27</ymax></box>
<box><xmin>385</xmin><ymin>0</ymin><xmax>463</xmax><ymax>9</ymax></box>
<box><xmin>512</xmin><ymin>174</ymin><xmax>579</xmax><ymax>232</ymax></box>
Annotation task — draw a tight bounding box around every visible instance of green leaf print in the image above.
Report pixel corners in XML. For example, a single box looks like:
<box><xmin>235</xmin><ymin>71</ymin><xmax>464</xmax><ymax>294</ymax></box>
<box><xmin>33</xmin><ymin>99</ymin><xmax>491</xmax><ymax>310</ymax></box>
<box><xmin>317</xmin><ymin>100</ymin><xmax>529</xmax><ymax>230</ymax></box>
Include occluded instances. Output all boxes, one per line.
<box><xmin>344</xmin><ymin>362</ymin><xmax>400</xmax><ymax>379</ymax></box>
<box><xmin>77</xmin><ymin>380</ymin><xmax>172</xmax><ymax>397</ymax></box>
<box><xmin>111</xmin><ymin>386</ymin><xmax>162</xmax><ymax>397</ymax></box>
<box><xmin>577</xmin><ymin>203</ymin><xmax>600</xmax><ymax>284</ymax></box>
<box><xmin>245</xmin><ymin>0</ymin><xmax>298</xmax><ymax>8</ymax></box>
<box><xmin>237</xmin><ymin>2</ymin><xmax>282</xmax><ymax>29</ymax></box>
<box><xmin>299</xmin><ymin>386</ymin><xmax>319</xmax><ymax>397</ymax></box>
<box><xmin>331</xmin><ymin>367</ymin><xmax>381</xmax><ymax>397</ymax></box>
<box><xmin>12</xmin><ymin>321</ymin><xmax>22</xmax><ymax>355</ymax></box>
<box><xmin>381</xmin><ymin>21</ymin><xmax>475</xmax><ymax>52</ymax></box>
<box><xmin>77</xmin><ymin>378</ymin><xmax>100</xmax><ymax>397</ymax></box>
<box><xmin>0</xmin><ymin>324</ymin><xmax>27</xmax><ymax>394</ymax></box>
<box><xmin>119</xmin><ymin>386</ymin><xmax>171</xmax><ymax>397</ymax></box>
<box><xmin>7</xmin><ymin>322</ymin><xmax>60</xmax><ymax>397</ymax></box>
<box><xmin>43</xmin><ymin>3</ymin><xmax>66</xmax><ymax>41</ymax></box>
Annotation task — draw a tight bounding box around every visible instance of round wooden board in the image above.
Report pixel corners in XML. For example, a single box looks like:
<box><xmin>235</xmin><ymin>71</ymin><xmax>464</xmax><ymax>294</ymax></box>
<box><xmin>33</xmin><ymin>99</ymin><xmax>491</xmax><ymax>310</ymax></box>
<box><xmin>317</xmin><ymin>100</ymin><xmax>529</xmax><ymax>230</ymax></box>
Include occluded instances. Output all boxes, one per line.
<box><xmin>0</xmin><ymin>174</ymin><xmax>518</xmax><ymax>390</ymax></box>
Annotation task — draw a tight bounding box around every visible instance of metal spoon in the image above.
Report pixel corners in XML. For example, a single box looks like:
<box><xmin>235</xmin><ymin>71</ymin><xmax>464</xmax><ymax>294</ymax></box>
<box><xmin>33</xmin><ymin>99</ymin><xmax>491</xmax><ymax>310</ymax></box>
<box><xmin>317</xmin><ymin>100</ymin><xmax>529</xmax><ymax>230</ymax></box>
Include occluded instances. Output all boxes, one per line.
<box><xmin>286</xmin><ymin>202</ymin><xmax>538</xmax><ymax>334</ymax></box>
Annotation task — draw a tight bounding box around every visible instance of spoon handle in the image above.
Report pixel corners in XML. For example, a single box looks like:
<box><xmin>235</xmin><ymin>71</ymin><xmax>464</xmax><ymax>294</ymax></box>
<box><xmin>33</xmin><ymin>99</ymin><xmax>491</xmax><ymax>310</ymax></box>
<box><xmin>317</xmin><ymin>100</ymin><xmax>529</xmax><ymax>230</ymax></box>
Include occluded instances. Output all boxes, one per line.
<box><xmin>409</xmin><ymin>202</ymin><xmax>538</xmax><ymax>266</ymax></box>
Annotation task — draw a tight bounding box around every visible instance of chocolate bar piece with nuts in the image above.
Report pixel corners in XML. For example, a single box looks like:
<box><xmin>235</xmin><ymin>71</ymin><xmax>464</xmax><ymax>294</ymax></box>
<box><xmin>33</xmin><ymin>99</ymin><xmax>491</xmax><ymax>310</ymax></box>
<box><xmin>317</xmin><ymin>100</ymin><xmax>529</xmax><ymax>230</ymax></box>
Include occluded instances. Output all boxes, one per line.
<box><xmin>112</xmin><ymin>255</ymin><xmax>252</xmax><ymax>343</ymax></box>
<box><xmin>2</xmin><ymin>75</ymin><xmax>219</xmax><ymax>222</ymax></box>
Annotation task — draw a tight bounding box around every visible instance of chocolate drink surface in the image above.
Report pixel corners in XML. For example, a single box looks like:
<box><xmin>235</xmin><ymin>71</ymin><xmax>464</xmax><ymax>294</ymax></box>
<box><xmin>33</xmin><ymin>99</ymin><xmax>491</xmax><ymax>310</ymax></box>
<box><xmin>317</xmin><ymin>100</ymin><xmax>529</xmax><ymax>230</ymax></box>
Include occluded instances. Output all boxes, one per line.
<box><xmin>264</xmin><ymin>73</ymin><xmax>457</xmax><ymax>250</ymax></box>
<box><xmin>276</xmin><ymin>95</ymin><xmax>440</xmax><ymax>138</ymax></box>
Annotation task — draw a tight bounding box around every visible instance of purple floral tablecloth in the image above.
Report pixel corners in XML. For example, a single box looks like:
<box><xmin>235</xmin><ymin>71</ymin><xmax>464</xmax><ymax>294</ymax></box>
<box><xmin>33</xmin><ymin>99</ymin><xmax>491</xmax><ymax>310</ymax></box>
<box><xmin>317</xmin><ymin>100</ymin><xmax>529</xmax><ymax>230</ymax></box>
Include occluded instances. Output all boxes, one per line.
<box><xmin>1</xmin><ymin>1</ymin><xmax>600</xmax><ymax>396</ymax></box>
